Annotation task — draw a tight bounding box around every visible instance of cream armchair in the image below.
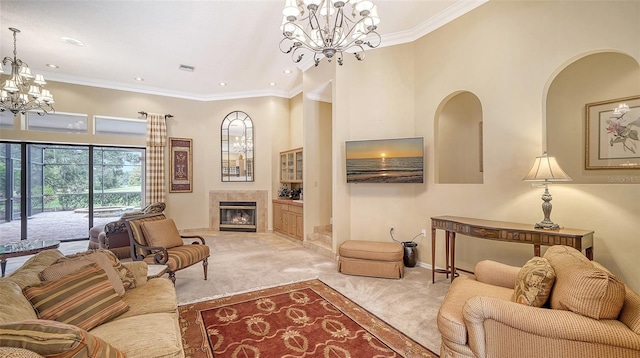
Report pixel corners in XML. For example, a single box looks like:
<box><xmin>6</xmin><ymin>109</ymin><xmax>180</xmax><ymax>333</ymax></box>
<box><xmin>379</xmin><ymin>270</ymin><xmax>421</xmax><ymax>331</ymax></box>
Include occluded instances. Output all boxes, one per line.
<box><xmin>437</xmin><ymin>245</ymin><xmax>640</xmax><ymax>358</ymax></box>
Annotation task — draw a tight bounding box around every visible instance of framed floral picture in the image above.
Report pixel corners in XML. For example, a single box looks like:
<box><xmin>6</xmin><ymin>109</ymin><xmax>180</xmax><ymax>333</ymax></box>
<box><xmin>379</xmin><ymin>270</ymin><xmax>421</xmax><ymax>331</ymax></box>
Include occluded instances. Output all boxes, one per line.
<box><xmin>169</xmin><ymin>137</ymin><xmax>193</xmax><ymax>192</ymax></box>
<box><xmin>585</xmin><ymin>95</ymin><xmax>640</xmax><ymax>169</ymax></box>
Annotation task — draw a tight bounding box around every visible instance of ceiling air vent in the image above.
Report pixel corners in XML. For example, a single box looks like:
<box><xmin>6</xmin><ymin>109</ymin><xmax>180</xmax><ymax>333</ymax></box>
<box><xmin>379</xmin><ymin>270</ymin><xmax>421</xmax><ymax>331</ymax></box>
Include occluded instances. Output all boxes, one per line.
<box><xmin>179</xmin><ymin>64</ymin><xmax>195</xmax><ymax>72</ymax></box>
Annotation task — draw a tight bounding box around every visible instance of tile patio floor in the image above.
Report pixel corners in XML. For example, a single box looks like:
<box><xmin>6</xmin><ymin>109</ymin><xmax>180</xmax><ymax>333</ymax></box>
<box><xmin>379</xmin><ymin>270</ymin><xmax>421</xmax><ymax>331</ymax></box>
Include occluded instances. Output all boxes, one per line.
<box><xmin>0</xmin><ymin>210</ymin><xmax>117</xmax><ymax>245</ymax></box>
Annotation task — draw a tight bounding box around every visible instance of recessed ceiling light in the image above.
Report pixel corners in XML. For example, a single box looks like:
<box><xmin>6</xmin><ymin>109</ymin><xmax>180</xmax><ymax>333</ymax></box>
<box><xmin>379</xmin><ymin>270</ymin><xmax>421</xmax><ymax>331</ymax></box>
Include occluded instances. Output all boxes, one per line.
<box><xmin>134</xmin><ymin>77</ymin><xmax>144</xmax><ymax>81</ymax></box>
<box><xmin>269</xmin><ymin>82</ymin><xmax>277</xmax><ymax>86</ymax></box>
<box><xmin>283</xmin><ymin>69</ymin><xmax>292</xmax><ymax>74</ymax></box>
<box><xmin>219</xmin><ymin>82</ymin><xmax>227</xmax><ymax>86</ymax></box>
<box><xmin>60</xmin><ymin>36</ymin><xmax>84</xmax><ymax>46</ymax></box>
<box><xmin>46</xmin><ymin>64</ymin><xmax>59</xmax><ymax>69</ymax></box>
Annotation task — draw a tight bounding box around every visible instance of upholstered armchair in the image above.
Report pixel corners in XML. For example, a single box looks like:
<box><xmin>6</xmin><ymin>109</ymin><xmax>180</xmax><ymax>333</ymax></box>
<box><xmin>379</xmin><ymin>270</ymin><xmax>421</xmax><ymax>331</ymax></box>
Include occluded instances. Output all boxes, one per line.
<box><xmin>123</xmin><ymin>213</ymin><xmax>209</xmax><ymax>284</ymax></box>
<box><xmin>437</xmin><ymin>245</ymin><xmax>640</xmax><ymax>358</ymax></box>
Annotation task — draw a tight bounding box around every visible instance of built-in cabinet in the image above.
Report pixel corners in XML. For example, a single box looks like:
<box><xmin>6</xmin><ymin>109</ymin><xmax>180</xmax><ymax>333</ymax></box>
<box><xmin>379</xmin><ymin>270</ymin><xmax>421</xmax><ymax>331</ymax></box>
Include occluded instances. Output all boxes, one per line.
<box><xmin>273</xmin><ymin>200</ymin><xmax>303</xmax><ymax>241</ymax></box>
<box><xmin>280</xmin><ymin>148</ymin><xmax>303</xmax><ymax>183</ymax></box>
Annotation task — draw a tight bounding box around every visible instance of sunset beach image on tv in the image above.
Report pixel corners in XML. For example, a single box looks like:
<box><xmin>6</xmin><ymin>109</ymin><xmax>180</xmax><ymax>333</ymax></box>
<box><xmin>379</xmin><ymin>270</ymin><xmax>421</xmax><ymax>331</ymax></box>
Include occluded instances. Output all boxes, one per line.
<box><xmin>346</xmin><ymin>137</ymin><xmax>424</xmax><ymax>183</ymax></box>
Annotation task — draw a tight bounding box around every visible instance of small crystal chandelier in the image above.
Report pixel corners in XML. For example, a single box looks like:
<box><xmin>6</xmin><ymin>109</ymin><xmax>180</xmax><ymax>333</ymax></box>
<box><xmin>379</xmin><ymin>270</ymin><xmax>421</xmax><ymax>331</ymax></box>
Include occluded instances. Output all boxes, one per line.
<box><xmin>280</xmin><ymin>0</ymin><xmax>381</xmax><ymax>66</ymax></box>
<box><xmin>0</xmin><ymin>28</ymin><xmax>54</xmax><ymax>115</ymax></box>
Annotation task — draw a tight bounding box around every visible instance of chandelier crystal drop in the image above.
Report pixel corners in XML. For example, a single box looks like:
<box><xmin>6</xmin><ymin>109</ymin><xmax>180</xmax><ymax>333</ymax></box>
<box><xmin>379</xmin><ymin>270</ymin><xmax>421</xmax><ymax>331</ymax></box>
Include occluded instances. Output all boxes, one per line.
<box><xmin>279</xmin><ymin>0</ymin><xmax>381</xmax><ymax>66</ymax></box>
<box><xmin>0</xmin><ymin>28</ymin><xmax>54</xmax><ymax>115</ymax></box>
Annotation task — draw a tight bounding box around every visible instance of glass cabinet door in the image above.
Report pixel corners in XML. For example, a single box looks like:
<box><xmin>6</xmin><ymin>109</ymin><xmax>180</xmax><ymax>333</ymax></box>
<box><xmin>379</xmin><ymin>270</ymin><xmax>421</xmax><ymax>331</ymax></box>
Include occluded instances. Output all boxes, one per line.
<box><xmin>295</xmin><ymin>151</ymin><xmax>303</xmax><ymax>181</ymax></box>
<box><xmin>287</xmin><ymin>153</ymin><xmax>294</xmax><ymax>180</ymax></box>
<box><xmin>280</xmin><ymin>154</ymin><xmax>287</xmax><ymax>181</ymax></box>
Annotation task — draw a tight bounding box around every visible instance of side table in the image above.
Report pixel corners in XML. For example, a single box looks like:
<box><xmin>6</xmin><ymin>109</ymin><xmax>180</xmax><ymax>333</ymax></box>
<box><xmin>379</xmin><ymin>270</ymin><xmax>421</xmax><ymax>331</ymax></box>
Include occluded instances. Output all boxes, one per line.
<box><xmin>147</xmin><ymin>264</ymin><xmax>168</xmax><ymax>279</ymax></box>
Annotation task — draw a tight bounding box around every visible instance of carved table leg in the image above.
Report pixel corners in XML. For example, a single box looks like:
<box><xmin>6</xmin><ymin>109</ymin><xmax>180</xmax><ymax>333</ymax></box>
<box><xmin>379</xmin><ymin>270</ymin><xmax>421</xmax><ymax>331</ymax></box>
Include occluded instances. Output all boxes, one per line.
<box><xmin>450</xmin><ymin>232</ymin><xmax>456</xmax><ymax>283</ymax></box>
<box><xmin>431</xmin><ymin>228</ymin><xmax>436</xmax><ymax>284</ymax></box>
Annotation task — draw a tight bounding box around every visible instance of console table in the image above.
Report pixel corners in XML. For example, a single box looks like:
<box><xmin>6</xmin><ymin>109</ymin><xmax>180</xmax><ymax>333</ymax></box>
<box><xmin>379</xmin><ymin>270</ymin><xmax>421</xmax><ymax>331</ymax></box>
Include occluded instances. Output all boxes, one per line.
<box><xmin>431</xmin><ymin>216</ymin><xmax>594</xmax><ymax>283</ymax></box>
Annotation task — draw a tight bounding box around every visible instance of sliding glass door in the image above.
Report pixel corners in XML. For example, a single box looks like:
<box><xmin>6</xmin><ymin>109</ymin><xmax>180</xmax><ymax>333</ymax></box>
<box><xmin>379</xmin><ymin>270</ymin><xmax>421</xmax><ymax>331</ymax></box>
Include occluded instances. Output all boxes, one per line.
<box><xmin>0</xmin><ymin>142</ymin><xmax>144</xmax><ymax>244</ymax></box>
<box><xmin>92</xmin><ymin>147</ymin><xmax>144</xmax><ymax>227</ymax></box>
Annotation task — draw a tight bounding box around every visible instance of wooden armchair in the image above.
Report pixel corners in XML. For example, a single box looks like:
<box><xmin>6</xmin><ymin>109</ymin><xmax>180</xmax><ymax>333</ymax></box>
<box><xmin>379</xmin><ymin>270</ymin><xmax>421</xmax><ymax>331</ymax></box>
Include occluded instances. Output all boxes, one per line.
<box><xmin>123</xmin><ymin>213</ymin><xmax>209</xmax><ymax>284</ymax></box>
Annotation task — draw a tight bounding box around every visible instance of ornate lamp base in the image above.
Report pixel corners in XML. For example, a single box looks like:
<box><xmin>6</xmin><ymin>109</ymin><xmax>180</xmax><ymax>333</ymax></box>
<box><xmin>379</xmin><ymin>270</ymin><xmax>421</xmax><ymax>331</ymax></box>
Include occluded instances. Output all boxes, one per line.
<box><xmin>535</xmin><ymin>183</ymin><xmax>560</xmax><ymax>230</ymax></box>
<box><xmin>535</xmin><ymin>220</ymin><xmax>560</xmax><ymax>230</ymax></box>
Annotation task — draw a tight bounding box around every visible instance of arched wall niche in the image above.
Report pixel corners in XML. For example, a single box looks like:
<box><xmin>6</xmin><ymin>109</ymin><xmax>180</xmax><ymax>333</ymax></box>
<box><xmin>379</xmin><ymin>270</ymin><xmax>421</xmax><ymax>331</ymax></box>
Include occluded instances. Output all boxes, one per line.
<box><xmin>546</xmin><ymin>51</ymin><xmax>640</xmax><ymax>184</ymax></box>
<box><xmin>435</xmin><ymin>91</ymin><xmax>484</xmax><ymax>184</ymax></box>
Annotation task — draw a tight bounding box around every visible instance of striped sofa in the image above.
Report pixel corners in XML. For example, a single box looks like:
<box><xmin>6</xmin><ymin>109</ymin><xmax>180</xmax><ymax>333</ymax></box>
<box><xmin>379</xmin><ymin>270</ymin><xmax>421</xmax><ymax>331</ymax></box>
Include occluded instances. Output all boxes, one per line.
<box><xmin>0</xmin><ymin>249</ymin><xmax>184</xmax><ymax>357</ymax></box>
<box><xmin>437</xmin><ymin>245</ymin><xmax>640</xmax><ymax>358</ymax></box>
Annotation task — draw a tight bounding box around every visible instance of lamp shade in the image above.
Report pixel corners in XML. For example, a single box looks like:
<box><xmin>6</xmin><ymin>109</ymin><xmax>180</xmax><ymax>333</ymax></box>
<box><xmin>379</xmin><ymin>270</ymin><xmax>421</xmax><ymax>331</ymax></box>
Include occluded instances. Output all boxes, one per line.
<box><xmin>523</xmin><ymin>152</ymin><xmax>571</xmax><ymax>182</ymax></box>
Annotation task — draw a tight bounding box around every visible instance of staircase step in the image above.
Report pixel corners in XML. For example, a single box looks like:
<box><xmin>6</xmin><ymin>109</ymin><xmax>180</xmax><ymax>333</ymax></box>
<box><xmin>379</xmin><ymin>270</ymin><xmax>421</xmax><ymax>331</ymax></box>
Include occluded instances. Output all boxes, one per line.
<box><xmin>307</xmin><ymin>232</ymin><xmax>332</xmax><ymax>246</ymax></box>
<box><xmin>303</xmin><ymin>237</ymin><xmax>334</xmax><ymax>259</ymax></box>
<box><xmin>313</xmin><ymin>224</ymin><xmax>333</xmax><ymax>236</ymax></box>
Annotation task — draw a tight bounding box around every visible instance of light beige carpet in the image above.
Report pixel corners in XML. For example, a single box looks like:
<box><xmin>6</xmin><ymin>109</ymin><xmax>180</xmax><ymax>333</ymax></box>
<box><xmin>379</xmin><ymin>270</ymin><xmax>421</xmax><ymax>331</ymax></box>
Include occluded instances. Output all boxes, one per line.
<box><xmin>173</xmin><ymin>232</ymin><xmax>451</xmax><ymax>354</ymax></box>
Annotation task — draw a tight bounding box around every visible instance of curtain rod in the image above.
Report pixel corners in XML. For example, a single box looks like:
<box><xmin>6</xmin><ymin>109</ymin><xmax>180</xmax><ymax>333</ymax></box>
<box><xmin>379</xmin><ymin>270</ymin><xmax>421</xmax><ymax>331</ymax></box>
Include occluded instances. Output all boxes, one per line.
<box><xmin>138</xmin><ymin>111</ymin><xmax>173</xmax><ymax>119</ymax></box>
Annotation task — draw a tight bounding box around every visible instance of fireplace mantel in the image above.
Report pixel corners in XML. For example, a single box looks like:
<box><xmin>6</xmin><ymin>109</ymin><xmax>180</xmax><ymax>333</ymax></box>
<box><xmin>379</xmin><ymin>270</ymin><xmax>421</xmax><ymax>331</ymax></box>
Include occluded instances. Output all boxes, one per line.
<box><xmin>209</xmin><ymin>190</ymin><xmax>268</xmax><ymax>232</ymax></box>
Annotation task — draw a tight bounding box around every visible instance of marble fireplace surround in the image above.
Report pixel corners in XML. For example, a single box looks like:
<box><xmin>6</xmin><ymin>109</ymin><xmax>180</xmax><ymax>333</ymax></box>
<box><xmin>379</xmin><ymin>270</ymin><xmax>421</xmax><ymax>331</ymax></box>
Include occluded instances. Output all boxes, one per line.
<box><xmin>209</xmin><ymin>190</ymin><xmax>268</xmax><ymax>233</ymax></box>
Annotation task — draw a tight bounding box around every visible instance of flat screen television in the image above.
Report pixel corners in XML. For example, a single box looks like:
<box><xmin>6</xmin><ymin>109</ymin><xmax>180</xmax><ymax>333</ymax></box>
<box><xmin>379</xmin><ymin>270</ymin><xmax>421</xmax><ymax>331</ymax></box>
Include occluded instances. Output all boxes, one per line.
<box><xmin>346</xmin><ymin>137</ymin><xmax>424</xmax><ymax>183</ymax></box>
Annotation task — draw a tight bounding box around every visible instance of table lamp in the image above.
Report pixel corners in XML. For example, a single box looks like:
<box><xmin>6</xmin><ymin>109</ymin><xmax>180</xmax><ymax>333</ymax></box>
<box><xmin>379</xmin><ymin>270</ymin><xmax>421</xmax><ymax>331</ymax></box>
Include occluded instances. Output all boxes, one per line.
<box><xmin>522</xmin><ymin>152</ymin><xmax>572</xmax><ymax>230</ymax></box>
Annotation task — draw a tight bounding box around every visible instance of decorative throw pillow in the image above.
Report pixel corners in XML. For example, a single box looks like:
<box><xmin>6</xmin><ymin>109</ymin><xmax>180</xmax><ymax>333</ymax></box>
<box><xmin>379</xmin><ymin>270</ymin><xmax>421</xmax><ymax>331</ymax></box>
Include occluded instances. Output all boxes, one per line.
<box><xmin>119</xmin><ymin>210</ymin><xmax>144</xmax><ymax>218</ymax></box>
<box><xmin>0</xmin><ymin>281</ymin><xmax>38</xmax><ymax>323</ymax></box>
<box><xmin>513</xmin><ymin>257</ymin><xmax>556</xmax><ymax>307</ymax></box>
<box><xmin>558</xmin><ymin>267</ymin><xmax>626</xmax><ymax>320</ymax></box>
<box><xmin>141</xmin><ymin>218</ymin><xmax>184</xmax><ymax>249</ymax></box>
<box><xmin>142</xmin><ymin>202</ymin><xmax>166</xmax><ymax>214</ymax></box>
<box><xmin>0</xmin><ymin>347</ymin><xmax>44</xmax><ymax>358</ymax></box>
<box><xmin>100</xmin><ymin>250</ymin><xmax>137</xmax><ymax>291</ymax></box>
<box><xmin>40</xmin><ymin>251</ymin><xmax>126</xmax><ymax>296</ymax></box>
<box><xmin>544</xmin><ymin>245</ymin><xmax>626</xmax><ymax>319</ymax></box>
<box><xmin>127</xmin><ymin>214</ymin><xmax>166</xmax><ymax>246</ymax></box>
<box><xmin>23</xmin><ymin>263</ymin><xmax>129</xmax><ymax>331</ymax></box>
<box><xmin>0</xmin><ymin>319</ymin><xmax>125</xmax><ymax>358</ymax></box>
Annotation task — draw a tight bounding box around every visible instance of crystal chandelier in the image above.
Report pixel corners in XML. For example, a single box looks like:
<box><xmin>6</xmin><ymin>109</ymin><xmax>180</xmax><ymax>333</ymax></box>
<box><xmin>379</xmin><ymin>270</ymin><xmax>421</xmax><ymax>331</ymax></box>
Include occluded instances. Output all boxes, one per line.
<box><xmin>280</xmin><ymin>0</ymin><xmax>381</xmax><ymax>66</ymax></box>
<box><xmin>0</xmin><ymin>28</ymin><xmax>54</xmax><ymax>115</ymax></box>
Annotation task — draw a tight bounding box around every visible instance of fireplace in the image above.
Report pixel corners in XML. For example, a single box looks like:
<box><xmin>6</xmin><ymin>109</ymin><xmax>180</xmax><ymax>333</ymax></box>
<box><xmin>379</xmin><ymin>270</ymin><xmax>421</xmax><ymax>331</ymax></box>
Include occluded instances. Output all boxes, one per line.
<box><xmin>219</xmin><ymin>201</ymin><xmax>257</xmax><ymax>232</ymax></box>
<box><xmin>210</xmin><ymin>190</ymin><xmax>267</xmax><ymax>232</ymax></box>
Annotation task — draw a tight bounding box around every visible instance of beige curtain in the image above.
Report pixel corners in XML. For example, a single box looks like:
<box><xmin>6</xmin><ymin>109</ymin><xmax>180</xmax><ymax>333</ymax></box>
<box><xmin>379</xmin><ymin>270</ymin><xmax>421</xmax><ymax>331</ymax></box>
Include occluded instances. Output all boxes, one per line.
<box><xmin>145</xmin><ymin>113</ymin><xmax>167</xmax><ymax>204</ymax></box>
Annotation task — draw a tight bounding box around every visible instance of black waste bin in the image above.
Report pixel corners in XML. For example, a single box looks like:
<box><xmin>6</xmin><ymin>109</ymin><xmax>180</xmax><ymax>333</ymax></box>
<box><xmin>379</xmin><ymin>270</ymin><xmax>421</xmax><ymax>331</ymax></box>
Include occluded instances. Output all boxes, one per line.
<box><xmin>402</xmin><ymin>241</ymin><xmax>418</xmax><ymax>267</ymax></box>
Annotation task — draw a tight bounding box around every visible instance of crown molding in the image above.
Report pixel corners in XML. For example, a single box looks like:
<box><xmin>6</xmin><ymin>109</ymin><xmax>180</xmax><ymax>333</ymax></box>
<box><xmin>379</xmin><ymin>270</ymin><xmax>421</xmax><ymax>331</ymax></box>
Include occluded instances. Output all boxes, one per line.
<box><xmin>43</xmin><ymin>71</ymin><xmax>294</xmax><ymax>101</ymax></box>
<box><xmin>381</xmin><ymin>0</ymin><xmax>488</xmax><ymax>48</ymax></box>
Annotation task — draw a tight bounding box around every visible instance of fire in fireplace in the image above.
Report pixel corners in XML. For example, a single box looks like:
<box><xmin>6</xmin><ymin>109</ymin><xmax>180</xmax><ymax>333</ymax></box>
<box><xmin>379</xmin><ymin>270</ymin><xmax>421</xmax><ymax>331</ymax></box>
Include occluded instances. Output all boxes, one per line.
<box><xmin>219</xmin><ymin>201</ymin><xmax>257</xmax><ymax>232</ymax></box>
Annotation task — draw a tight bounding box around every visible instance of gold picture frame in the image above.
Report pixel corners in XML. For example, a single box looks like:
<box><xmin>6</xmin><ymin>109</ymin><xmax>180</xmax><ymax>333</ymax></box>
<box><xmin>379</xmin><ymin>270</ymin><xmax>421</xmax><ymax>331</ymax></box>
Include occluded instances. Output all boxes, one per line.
<box><xmin>585</xmin><ymin>95</ymin><xmax>640</xmax><ymax>169</ymax></box>
<box><xmin>169</xmin><ymin>137</ymin><xmax>193</xmax><ymax>192</ymax></box>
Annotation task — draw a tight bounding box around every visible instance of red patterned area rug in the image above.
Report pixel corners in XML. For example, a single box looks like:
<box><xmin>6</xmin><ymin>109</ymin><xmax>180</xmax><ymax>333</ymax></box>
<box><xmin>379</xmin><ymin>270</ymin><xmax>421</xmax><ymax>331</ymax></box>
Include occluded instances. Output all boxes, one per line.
<box><xmin>178</xmin><ymin>279</ymin><xmax>438</xmax><ymax>358</ymax></box>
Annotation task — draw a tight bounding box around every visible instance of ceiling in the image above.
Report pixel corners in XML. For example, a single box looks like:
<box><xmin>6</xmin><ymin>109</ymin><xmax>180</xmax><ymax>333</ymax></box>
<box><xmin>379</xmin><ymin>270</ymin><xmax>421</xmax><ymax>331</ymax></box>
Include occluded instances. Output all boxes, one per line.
<box><xmin>0</xmin><ymin>0</ymin><xmax>486</xmax><ymax>101</ymax></box>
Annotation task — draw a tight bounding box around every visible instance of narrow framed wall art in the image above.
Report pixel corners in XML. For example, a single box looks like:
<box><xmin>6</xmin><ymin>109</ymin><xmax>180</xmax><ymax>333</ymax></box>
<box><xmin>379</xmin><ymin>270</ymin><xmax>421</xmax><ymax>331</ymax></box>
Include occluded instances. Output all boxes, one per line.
<box><xmin>585</xmin><ymin>95</ymin><xmax>640</xmax><ymax>169</ymax></box>
<box><xmin>169</xmin><ymin>137</ymin><xmax>193</xmax><ymax>192</ymax></box>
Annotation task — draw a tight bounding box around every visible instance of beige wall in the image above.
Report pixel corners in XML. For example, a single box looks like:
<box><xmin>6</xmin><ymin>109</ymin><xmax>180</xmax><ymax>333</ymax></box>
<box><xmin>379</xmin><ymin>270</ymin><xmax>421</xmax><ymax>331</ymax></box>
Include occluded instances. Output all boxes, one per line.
<box><xmin>333</xmin><ymin>42</ymin><xmax>419</xmax><ymax>249</ymax></box>
<box><xmin>318</xmin><ymin>101</ymin><xmax>333</xmax><ymax>225</ymax></box>
<box><xmin>303</xmin><ymin>64</ymin><xmax>335</xmax><ymax>237</ymax></box>
<box><xmin>289</xmin><ymin>93</ymin><xmax>303</xmax><ymax>149</ymax></box>
<box><xmin>333</xmin><ymin>0</ymin><xmax>640</xmax><ymax>291</ymax></box>
<box><xmin>1</xmin><ymin>82</ymin><xmax>290</xmax><ymax>232</ymax></box>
